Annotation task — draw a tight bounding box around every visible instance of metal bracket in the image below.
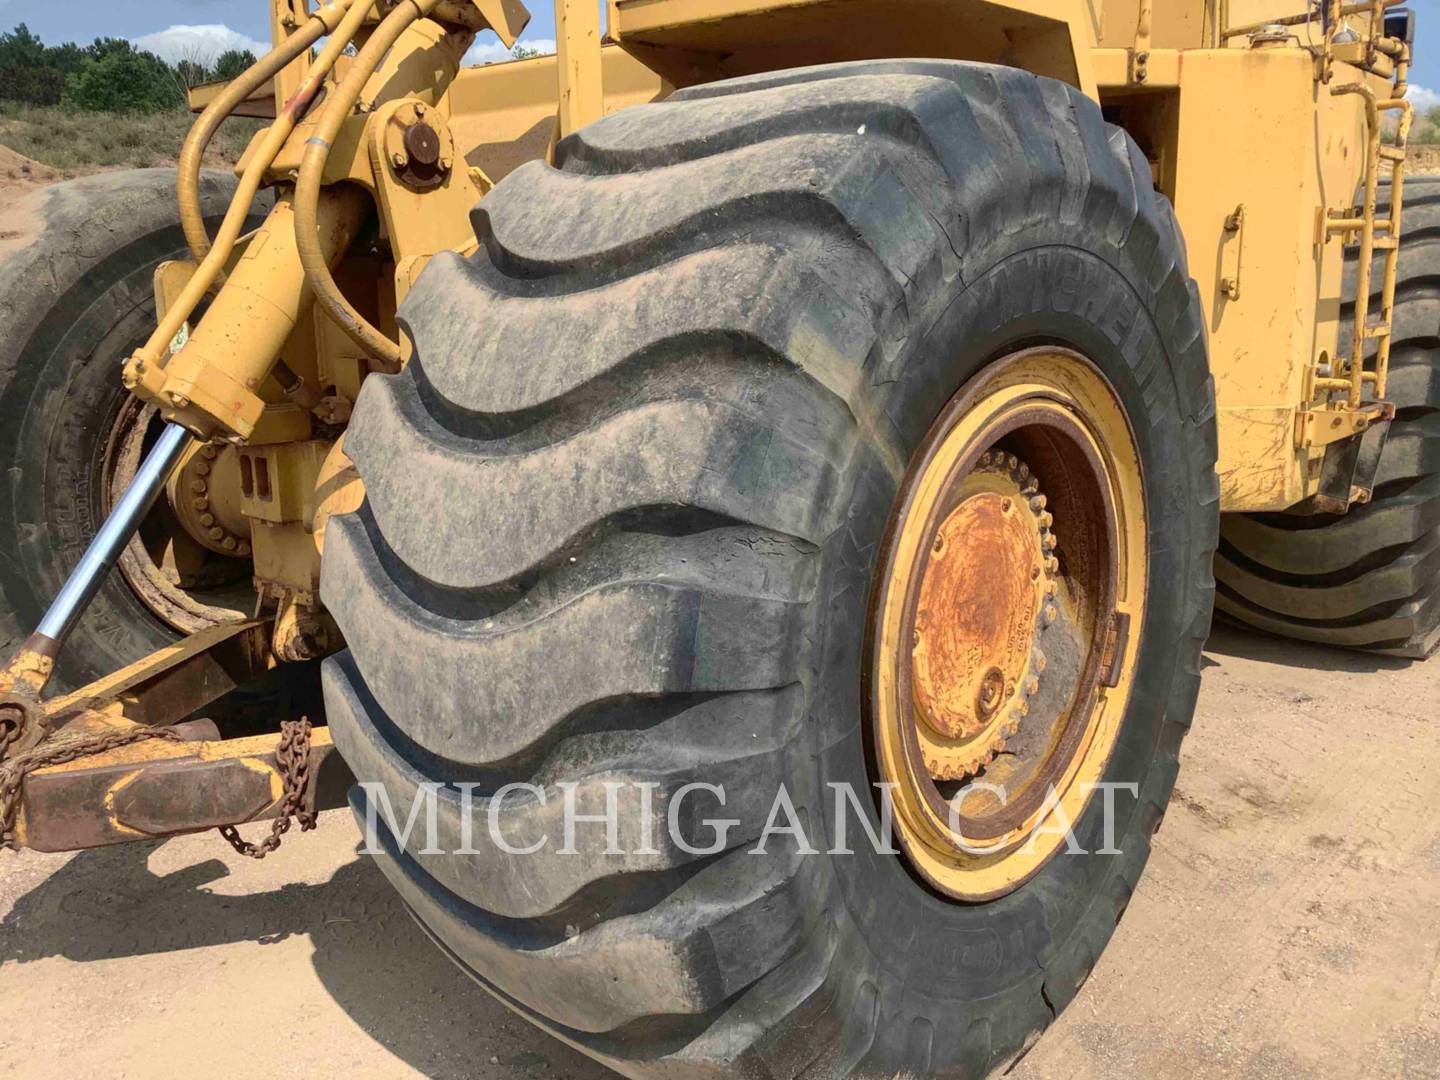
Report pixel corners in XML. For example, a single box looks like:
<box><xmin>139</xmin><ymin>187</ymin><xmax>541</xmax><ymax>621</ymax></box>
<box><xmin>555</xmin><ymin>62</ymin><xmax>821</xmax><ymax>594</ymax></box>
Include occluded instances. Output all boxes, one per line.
<box><xmin>1295</xmin><ymin>400</ymin><xmax>1392</xmax><ymax>450</ymax></box>
<box><xmin>1220</xmin><ymin>205</ymin><xmax>1245</xmax><ymax>302</ymax></box>
<box><xmin>1313</xmin><ymin>407</ymin><xmax>1394</xmax><ymax>514</ymax></box>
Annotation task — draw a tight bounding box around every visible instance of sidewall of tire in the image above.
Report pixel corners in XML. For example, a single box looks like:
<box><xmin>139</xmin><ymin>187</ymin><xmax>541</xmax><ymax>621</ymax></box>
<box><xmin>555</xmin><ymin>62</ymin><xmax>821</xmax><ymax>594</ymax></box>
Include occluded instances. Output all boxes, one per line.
<box><xmin>0</xmin><ymin>169</ymin><xmax>250</xmax><ymax>687</ymax></box>
<box><xmin>799</xmin><ymin>238</ymin><xmax>1209</xmax><ymax>1065</ymax></box>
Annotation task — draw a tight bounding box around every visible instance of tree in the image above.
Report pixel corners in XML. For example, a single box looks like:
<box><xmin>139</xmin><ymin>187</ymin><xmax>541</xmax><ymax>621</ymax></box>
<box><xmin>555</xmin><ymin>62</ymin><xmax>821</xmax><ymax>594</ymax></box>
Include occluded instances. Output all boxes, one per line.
<box><xmin>212</xmin><ymin>49</ymin><xmax>258</xmax><ymax>81</ymax></box>
<box><xmin>63</xmin><ymin>46</ymin><xmax>184</xmax><ymax>112</ymax></box>
<box><xmin>0</xmin><ymin>24</ymin><xmax>87</xmax><ymax>106</ymax></box>
<box><xmin>174</xmin><ymin>59</ymin><xmax>211</xmax><ymax>89</ymax></box>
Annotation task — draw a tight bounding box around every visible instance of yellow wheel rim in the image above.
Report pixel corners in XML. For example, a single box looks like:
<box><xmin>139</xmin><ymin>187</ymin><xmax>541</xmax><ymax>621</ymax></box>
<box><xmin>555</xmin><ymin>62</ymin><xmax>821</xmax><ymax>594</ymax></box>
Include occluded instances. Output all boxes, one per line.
<box><xmin>868</xmin><ymin>348</ymin><xmax>1148</xmax><ymax>901</ymax></box>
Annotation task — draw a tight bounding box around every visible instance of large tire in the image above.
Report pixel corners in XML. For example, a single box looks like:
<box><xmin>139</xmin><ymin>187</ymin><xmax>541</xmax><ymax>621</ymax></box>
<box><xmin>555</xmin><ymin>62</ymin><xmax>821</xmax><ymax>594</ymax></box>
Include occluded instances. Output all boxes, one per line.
<box><xmin>325</xmin><ymin>61</ymin><xmax>1217</xmax><ymax>1077</ymax></box>
<box><xmin>1216</xmin><ymin>176</ymin><xmax>1440</xmax><ymax>658</ymax></box>
<box><xmin>0</xmin><ymin>169</ymin><xmax>247</xmax><ymax>688</ymax></box>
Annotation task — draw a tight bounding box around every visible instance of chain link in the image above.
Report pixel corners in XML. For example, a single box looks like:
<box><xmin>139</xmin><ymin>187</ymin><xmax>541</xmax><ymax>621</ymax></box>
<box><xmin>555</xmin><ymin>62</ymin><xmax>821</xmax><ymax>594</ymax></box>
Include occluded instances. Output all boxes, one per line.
<box><xmin>217</xmin><ymin>717</ymin><xmax>317</xmax><ymax>859</ymax></box>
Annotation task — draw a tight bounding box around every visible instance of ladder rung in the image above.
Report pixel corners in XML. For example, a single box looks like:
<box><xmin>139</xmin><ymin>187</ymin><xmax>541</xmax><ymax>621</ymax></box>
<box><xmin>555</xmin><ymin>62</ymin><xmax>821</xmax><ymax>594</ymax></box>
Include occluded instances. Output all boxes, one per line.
<box><xmin>1380</xmin><ymin>146</ymin><xmax>1407</xmax><ymax>163</ymax></box>
<box><xmin>1364</xmin><ymin>322</ymin><xmax>1392</xmax><ymax>339</ymax></box>
<box><xmin>1371</xmin><ymin>236</ymin><xmax>1400</xmax><ymax>250</ymax></box>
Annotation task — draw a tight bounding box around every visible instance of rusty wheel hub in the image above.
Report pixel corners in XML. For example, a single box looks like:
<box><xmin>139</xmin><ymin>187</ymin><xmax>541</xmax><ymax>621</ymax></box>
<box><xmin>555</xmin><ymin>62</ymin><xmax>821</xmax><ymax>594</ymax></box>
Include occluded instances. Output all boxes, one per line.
<box><xmin>869</xmin><ymin>347</ymin><xmax>1149</xmax><ymax>900</ymax></box>
<box><xmin>911</xmin><ymin>453</ymin><xmax>1055</xmax><ymax>779</ymax></box>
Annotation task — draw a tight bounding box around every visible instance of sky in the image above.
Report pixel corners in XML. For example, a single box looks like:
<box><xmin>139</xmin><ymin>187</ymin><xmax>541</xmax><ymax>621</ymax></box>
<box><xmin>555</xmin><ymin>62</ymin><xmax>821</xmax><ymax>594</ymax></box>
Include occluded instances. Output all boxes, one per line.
<box><xmin>0</xmin><ymin>1</ymin><xmax>1436</xmax><ymax>103</ymax></box>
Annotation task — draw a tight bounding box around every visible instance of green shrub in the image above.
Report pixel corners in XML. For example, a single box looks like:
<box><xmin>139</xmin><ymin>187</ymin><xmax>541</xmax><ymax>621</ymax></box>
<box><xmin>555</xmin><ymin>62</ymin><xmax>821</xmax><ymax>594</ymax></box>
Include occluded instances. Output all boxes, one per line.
<box><xmin>212</xmin><ymin>50</ymin><xmax>258</xmax><ymax>81</ymax></box>
<box><xmin>62</xmin><ymin>45</ymin><xmax>184</xmax><ymax>112</ymax></box>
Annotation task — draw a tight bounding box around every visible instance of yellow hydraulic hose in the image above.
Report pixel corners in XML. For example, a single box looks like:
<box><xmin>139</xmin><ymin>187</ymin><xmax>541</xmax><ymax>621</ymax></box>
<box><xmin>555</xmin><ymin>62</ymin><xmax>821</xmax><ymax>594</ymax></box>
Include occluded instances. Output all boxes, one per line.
<box><xmin>294</xmin><ymin>0</ymin><xmax>446</xmax><ymax>372</ymax></box>
<box><xmin>132</xmin><ymin>0</ymin><xmax>379</xmax><ymax>377</ymax></box>
<box><xmin>176</xmin><ymin>0</ymin><xmax>362</xmax><ymax>262</ymax></box>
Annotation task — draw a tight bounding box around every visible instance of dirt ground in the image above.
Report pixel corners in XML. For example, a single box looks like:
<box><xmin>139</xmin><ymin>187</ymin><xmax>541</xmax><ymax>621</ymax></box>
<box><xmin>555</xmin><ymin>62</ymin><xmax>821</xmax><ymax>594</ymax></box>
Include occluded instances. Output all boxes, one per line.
<box><xmin>0</xmin><ymin>622</ymin><xmax>1435</xmax><ymax>1079</ymax></box>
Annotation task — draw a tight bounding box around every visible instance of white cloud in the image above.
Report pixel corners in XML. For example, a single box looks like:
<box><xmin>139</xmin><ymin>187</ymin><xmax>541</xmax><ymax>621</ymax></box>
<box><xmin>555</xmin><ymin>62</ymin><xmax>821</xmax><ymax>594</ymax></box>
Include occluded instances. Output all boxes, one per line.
<box><xmin>131</xmin><ymin>24</ymin><xmax>270</xmax><ymax>65</ymax></box>
<box><xmin>463</xmin><ymin>37</ymin><xmax>556</xmax><ymax>66</ymax></box>
<box><xmin>1412</xmin><ymin>85</ymin><xmax>1440</xmax><ymax>113</ymax></box>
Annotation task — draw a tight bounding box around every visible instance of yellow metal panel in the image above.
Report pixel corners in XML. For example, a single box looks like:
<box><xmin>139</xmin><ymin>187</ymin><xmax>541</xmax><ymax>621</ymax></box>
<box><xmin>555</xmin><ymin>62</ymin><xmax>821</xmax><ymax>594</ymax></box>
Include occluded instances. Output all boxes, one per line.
<box><xmin>447</xmin><ymin>46</ymin><xmax>670</xmax><ymax>182</ymax></box>
<box><xmin>1171</xmin><ymin>46</ymin><xmax>1368</xmax><ymax>511</ymax></box>
<box><xmin>611</xmin><ymin>0</ymin><xmax>1099</xmax><ymax>98</ymax></box>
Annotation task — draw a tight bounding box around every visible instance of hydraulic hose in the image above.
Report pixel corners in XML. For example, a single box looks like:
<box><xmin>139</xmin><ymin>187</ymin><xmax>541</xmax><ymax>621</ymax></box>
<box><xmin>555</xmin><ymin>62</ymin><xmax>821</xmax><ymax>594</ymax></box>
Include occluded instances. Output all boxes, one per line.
<box><xmin>135</xmin><ymin>0</ymin><xmax>377</xmax><ymax>378</ymax></box>
<box><xmin>294</xmin><ymin>0</ymin><xmax>446</xmax><ymax>372</ymax></box>
<box><xmin>176</xmin><ymin>0</ymin><xmax>362</xmax><ymax>262</ymax></box>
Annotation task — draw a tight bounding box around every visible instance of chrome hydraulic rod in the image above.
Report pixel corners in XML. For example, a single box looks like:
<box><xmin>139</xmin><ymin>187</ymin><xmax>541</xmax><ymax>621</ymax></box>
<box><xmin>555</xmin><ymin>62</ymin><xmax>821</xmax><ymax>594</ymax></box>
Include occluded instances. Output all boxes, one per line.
<box><xmin>0</xmin><ymin>421</ymin><xmax>189</xmax><ymax>744</ymax></box>
<box><xmin>35</xmin><ymin>422</ymin><xmax>191</xmax><ymax>648</ymax></box>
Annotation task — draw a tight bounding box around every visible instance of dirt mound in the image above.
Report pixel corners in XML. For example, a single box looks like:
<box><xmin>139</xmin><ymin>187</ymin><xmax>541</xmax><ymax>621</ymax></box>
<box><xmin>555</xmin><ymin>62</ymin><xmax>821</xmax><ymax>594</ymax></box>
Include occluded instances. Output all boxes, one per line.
<box><xmin>0</xmin><ymin>144</ymin><xmax>59</xmax><ymax>197</ymax></box>
<box><xmin>1408</xmin><ymin>144</ymin><xmax>1440</xmax><ymax>175</ymax></box>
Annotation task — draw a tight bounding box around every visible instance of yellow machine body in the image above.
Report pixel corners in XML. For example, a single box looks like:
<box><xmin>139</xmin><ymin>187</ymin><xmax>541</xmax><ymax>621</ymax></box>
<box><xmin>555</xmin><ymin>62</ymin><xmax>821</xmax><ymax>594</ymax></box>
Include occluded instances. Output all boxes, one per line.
<box><xmin>110</xmin><ymin>0</ymin><xmax>1420</xmax><ymax>659</ymax></box>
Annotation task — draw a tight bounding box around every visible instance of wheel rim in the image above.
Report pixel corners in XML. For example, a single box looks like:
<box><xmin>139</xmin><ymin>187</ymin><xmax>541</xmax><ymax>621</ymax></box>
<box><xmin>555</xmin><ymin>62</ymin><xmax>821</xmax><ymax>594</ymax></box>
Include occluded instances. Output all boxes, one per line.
<box><xmin>104</xmin><ymin>397</ymin><xmax>253</xmax><ymax>635</ymax></box>
<box><xmin>868</xmin><ymin>347</ymin><xmax>1148</xmax><ymax>901</ymax></box>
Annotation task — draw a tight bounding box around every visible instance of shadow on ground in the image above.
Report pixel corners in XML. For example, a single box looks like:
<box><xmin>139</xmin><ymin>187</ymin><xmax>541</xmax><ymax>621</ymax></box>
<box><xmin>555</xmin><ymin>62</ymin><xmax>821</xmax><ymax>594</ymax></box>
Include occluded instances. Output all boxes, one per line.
<box><xmin>0</xmin><ymin>836</ymin><xmax>614</xmax><ymax>1078</ymax></box>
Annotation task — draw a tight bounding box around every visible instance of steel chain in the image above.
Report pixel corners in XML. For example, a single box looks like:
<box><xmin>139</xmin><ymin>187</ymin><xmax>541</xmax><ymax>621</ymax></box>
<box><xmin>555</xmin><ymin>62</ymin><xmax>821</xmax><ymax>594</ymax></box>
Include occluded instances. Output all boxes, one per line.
<box><xmin>217</xmin><ymin>717</ymin><xmax>317</xmax><ymax>859</ymax></box>
<box><xmin>0</xmin><ymin>724</ymin><xmax>185</xmax><ymax>849</ymax></box>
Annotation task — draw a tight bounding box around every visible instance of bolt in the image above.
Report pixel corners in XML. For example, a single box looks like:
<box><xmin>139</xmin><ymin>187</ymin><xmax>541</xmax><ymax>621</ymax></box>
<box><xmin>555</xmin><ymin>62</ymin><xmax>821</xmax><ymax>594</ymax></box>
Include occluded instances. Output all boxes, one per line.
<box><xmin>392</xmin><ymin>151</ymin><xmax>408</xmax><ymax>168</ymax></box>
<box><xmin>208</xmin><ymin>526</ymin><xmax>224</xmax><ymax>540</ymax></box>
<box><xmin>980</xmin><ymin>452</ymin><xmax>993</xmax><ymax>466</ymax></box>
<box><xmin>222</xmin><ymin>536</ymin><xmax>238</xmax><ymax>552</ymax></box>
<box><xmin>1007</xmin><ymin>454</ymin><xmax>1019</xmax><ymax>471</ymax></box>
<box><xmin>1046</xmin><ymin>556</ymin><xmax>1060</xmax><ymax>574</ymax></box>
<box><xmin>190</xmin><ymin>479</ymin><xmax>206</xmax><ymax>494</ymax></box>
<box><xmin>192</xmin><ymin>497</ymin><xmax>208</xmax><ymax>511</ymax></box>
<box><xmin>170</xmin><ymin>393</ymin><xmax>189</xmax><ymax>408</ymax></box>
<box><xmin>195</xmin><ymin>461</ymin><xmax>211</xmax><ymax>477</ymax></box>
<box><xmin>202</xmin><ymin>445</ymin><xmax>218</xmax><ymax>460</ymax></box>
<box><xmin>200</xmin><ymin>513</ymin><xmax>215</xmax><ymax>527</ymax></box>
<box><xmin>1031</xmin><ymin>564</ymin><xmax>1041</xmax><ymax>581</ymax></box>
<box><xmin>1033</xmin><ymin>650</ymin><xmax>1047</xmax><ymax>674</ymax></box>
<box><xmin>1002</xmin><ymin>498</ymin><xmax>1013</xmax><ymax>513</ymax></box>
<box><xmin>237</xmin><ymin>542</ymin><xmax>251</xmax><ymax>557</ymax></box>
<box><xmin>912</xmin><ymin>628</ymin><xmax>922</xmax><ymax>647</ymax></box>
<box><xmin>1030</xmin><ymin>494</ymin><xmax>1047</xmax><ymax>512</ymax></box>
<box><xmin>1027</xmin><ymin>676</ymin><xmax>1040</xmax><ymax>696</ymax></box>
<box><xmin>1039</xmin><ymin>511</ymin><xmax>1053</xmax><ymax>528</ymax></box>
<box><xmin>933</xmin><ymin>535</ymin><xmax>945</xmax><ymax>555</ymax></box>
<box><xmin>413</xmin><ymin>102</ymin><xmax>426</xmax><ymax>116</ymax></box>
<box><xmin>976</xmin><ymin>667</ymin><xmax>1006</xmax><ymax>719</ymax></box>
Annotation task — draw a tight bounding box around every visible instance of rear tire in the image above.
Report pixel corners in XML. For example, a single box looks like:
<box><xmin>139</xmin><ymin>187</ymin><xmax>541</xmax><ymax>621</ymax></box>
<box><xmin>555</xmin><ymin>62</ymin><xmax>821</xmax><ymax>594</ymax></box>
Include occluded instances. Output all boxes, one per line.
<box><xmin>0</xmin><ymin>169</ymin><xmax>244</xmax><ymax>687</ymax></box>
<box><xmin>326</xmin><ymin>61</ymin><xmax>1217</xmax><ymax>1077</ymax></box>
<box><xmin>1216</xmin><ymin>176</ymin><xmax>1440</xmax><ymax>658</ymax></box>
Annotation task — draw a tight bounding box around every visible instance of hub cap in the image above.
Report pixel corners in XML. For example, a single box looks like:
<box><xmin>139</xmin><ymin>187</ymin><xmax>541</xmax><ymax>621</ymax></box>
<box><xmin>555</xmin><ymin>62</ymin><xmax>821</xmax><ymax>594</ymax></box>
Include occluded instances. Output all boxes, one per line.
<box><xmin>911</xmin><ymin>453</ymin><xmax>1054</xmax><ymax>779</ymax></box>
